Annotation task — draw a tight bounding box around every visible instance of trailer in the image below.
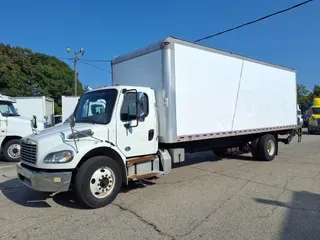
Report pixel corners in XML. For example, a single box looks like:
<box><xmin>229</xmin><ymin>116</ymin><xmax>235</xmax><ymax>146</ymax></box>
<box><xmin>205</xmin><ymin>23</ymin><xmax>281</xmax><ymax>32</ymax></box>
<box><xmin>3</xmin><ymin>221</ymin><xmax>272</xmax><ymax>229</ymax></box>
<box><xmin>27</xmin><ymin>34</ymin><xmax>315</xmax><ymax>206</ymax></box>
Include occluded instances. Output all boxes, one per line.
<box><xmin>17</xmin><ymin>37</ymin><xmax>301</xmax><ymax>209</ymax></box>
<box><xmin>13</xmin><ymin>96</ymin><xmax>54</xmax><ymax>126</ymax></box>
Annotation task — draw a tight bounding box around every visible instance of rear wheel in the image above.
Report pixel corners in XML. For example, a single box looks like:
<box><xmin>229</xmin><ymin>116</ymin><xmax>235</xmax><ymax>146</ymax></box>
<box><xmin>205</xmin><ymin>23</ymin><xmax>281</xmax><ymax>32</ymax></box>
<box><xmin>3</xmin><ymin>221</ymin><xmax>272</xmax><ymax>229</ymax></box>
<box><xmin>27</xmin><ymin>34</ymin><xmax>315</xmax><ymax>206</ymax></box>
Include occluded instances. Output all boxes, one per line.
<box><xmin>74</xmin><ymin>156</ymin><xmax>122</xmax><ymax>209</ymax></box>
<box><xmin>3</xmin><ymin>139</ymin><xmax>21</xmax><ymax>162</ymax></box>
<box><xmin>257</xmin><ymin>134</ymin><xmax>277</xmax><ymax>161</ymax></box>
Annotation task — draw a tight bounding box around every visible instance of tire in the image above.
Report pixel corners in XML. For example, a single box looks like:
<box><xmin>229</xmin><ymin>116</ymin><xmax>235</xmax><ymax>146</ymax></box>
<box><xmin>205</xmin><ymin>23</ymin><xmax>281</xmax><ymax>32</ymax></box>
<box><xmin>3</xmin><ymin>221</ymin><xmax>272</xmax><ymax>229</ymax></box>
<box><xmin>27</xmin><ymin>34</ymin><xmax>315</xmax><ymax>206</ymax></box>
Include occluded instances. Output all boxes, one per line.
<box><xmin>3</xmin><ymin>139</ymin><xmax>21</xmax><ymax>162</ymax></box>
<box><xmin>74</xmin><ymin>156</ymin><xmax>122</xmax><ymax>209</ymax></box>
<box><xmin>257</xmin><ymin>134</ymin><xmax>277</xmax><ymax>161</ymax></box>
<box><xmin>251</xmin><ymin>138</ymin><xmax>260</xmax><ymax>160</ymax></box>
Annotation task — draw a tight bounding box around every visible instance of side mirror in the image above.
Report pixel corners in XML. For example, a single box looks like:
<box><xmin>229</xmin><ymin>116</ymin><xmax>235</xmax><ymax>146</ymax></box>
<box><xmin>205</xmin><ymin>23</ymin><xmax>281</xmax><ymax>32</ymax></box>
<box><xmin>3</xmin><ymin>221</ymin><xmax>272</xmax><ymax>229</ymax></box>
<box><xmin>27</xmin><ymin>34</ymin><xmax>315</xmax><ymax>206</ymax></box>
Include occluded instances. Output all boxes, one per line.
<box><xmin>70</xmin><ymin>115</ymin><xmax>76</xmax><ymax>128</ymax></box>
<box><xmin>32</xmin><ymin>115</ymin><xmax>37</xmax><ymax>129</ymax></box>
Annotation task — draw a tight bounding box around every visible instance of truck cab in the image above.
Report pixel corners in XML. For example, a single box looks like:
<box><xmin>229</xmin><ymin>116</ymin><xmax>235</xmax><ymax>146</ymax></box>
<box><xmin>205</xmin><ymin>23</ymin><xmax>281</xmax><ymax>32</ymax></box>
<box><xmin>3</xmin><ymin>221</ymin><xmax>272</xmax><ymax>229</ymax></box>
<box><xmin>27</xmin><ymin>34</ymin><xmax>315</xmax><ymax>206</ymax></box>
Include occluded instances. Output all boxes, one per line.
<box><xmin>17</xmin><ymin>86</ymin><xmax>163</xmax><ymax>208</ymax></box>
<box><xmin>0</xmin><ymin>94</ymin><xmax>46</xmax><ymax>162</ymax></box>
<box><xmin>308</xmin><ymin>98</ymin><xmax>320</xmax><ymax>133</ymax></box>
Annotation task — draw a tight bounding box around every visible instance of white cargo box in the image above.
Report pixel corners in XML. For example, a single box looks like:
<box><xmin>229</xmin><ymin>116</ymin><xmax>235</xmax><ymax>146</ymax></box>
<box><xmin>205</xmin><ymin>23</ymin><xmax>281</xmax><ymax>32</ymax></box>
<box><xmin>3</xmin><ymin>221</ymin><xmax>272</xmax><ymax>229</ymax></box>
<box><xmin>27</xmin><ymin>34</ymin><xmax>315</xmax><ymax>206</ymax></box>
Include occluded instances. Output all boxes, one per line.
<box><xmin>13</xmin><ymin>96</ymin><xmax>55</xmax><ymax>124</ymax></box>
<box><xmin>112</xmin><ymin>37</ymin><xmax>297</xmax><ymax>143</ymax></box>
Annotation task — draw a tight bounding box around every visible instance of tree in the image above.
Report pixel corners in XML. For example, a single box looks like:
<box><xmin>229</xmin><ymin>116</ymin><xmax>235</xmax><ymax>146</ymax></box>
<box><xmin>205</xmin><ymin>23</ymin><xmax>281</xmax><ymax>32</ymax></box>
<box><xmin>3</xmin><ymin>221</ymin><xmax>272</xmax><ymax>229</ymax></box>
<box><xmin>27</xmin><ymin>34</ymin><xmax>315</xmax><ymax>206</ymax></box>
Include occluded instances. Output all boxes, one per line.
<box><xmin>0</xmin><ymin>43</ymin><xmax>84</xmax><ymax>114</ymax></box>
<box><xmin>297</xmin><ymin>84</ymin><xmax>310</xmax><ymax>111</ymax></box>
<box><xmin>312</xmin><ymin>84</ymin><xmax>320</xmax><ymax>98</ymax></box>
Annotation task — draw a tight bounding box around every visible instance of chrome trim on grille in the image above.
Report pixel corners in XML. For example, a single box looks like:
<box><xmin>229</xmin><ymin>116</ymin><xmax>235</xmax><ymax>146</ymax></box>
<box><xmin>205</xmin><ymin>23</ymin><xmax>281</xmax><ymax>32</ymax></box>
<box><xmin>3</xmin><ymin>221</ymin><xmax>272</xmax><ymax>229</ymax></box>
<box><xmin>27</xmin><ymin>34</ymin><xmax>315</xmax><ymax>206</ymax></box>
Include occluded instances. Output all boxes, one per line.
<box><xmin>20</xmin><ymin>138</ymin><xmax>37</xmax><ymax>164</ymax></box>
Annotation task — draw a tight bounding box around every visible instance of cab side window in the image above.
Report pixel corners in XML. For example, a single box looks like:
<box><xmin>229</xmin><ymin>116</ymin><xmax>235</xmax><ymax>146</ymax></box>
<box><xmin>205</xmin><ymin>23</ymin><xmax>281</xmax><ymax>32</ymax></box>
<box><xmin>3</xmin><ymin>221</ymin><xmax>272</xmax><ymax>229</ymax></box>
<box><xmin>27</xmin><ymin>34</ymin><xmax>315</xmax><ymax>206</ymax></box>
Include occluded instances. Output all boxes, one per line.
<box><xmin>120</xmin><ymin>92</ymin><xmax>148</xmax><ymax>121</ymax></box>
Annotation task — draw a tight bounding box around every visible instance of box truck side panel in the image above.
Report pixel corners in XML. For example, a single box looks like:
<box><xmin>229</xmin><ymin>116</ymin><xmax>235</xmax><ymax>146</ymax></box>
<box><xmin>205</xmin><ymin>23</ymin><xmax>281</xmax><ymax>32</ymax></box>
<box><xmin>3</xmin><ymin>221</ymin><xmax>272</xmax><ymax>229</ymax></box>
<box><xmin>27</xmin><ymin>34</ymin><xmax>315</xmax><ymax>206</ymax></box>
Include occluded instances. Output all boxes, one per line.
<box><xmin>232</xmin><ymin>60</ymin><xmax>297</xmax><ymax>131</ymax></box>
<box><xmin>173</xmin><ymin>43</ymin><xmax>243</xmax><ymax>136</ymax></box>
<box><xmin>62</xmin><ymin>96</ymin><xmax>80</xmax><ymax>122</ymax></box>
<box><xmin>14</xmin><ymin>98</ymin><xmax>43</xmax><ymax>121</ymax></box>
<box><xmin>112</xmin><ymin>50</ymin><xmax>167</xmax><ymax>141</ymax></box>
<box><xmin>45</xmin><ymin>99</ymin><xmax>54</xmax><ymax>124</ymax></box>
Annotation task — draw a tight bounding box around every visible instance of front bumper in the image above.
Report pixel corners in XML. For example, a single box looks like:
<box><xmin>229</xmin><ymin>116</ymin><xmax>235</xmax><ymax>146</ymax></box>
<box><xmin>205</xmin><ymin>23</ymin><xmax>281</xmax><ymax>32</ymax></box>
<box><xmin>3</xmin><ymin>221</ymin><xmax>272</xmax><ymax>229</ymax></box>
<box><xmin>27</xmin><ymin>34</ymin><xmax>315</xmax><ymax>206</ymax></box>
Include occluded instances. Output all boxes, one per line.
<box><xmin>16</xmin><ymin>163</ymin><xmax>72</xmax><ymax>192</ymax></box>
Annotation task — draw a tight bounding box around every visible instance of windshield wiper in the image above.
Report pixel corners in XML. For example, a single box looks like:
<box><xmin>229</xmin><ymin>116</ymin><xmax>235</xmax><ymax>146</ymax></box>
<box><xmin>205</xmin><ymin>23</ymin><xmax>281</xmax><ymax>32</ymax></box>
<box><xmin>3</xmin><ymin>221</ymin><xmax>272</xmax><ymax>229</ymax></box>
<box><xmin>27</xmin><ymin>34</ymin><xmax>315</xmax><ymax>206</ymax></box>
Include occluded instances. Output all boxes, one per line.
<box><xmin>77</xmin><ymin>117</ymin><xmax>100</xmax><ymax>124</ymax></box>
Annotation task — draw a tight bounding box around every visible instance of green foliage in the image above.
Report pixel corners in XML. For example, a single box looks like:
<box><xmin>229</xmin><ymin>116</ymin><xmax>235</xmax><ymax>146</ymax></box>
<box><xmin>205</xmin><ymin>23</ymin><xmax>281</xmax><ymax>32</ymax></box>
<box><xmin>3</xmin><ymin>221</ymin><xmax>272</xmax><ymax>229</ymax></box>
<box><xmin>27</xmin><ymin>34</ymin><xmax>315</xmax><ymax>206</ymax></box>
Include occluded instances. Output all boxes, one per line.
<box><xmin>312</xmin><ymin>84</ymin><xmax>320</xmax><ymax>98</ymax></box>
<box><xmin>297</xmin><ymin>84</ymin><xmax>310</xmax><ymax>109</ymax></box>
<box><xmin>0</xmin><ymin>43</ymin><xmax>84</xmax><ymax>114</ymax></box>
<box><xmin>297</xmin><ymin>84</ymin><xmax>320</xmax><ymax>112</ymax></box>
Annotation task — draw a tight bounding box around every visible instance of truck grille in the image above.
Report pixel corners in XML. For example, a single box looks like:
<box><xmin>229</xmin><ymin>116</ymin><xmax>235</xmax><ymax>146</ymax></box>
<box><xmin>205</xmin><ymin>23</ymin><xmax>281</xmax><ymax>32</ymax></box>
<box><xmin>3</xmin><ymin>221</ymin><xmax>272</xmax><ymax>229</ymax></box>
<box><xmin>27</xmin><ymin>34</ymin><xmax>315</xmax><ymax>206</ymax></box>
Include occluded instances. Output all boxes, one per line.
<box><xmin>20</xmin><ymin>139</ymin><xmax>37</xmax><ymax>164</ymax></box>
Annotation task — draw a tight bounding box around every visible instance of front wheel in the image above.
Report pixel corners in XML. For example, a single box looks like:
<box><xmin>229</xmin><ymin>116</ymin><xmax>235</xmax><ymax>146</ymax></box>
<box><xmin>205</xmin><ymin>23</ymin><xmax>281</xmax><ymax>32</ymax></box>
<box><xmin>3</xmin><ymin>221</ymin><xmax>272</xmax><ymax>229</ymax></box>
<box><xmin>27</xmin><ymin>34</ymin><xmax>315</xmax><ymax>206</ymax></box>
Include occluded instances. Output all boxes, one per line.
<box><xmin>3</xmin><ymin>139</ymin><xmax>21</xmax><ymax>162</ymax></box>
<box><xmin>74</xmin><ymin>156</ymin><xmax>122</xmax><ymax>209</ymax></box>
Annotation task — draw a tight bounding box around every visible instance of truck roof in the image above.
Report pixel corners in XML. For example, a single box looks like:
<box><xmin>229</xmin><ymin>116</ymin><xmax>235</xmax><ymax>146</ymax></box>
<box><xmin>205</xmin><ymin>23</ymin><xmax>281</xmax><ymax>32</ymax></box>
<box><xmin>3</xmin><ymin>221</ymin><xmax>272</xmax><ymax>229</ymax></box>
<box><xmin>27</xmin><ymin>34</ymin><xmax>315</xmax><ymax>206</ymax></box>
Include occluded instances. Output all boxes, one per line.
<box><xmin>0</xmin><ymin>94</ymin><xmax>16</xmax><ymax>103</ymax></box>
<box><xmin>112</xmin><ymin>36</ymin><xmax>296</xmax><ymax>73</ymax></box>
<box><xmin>83</xmin><ymin>85</ymin><xmax>151</xmax><ymax>94</ymax></box>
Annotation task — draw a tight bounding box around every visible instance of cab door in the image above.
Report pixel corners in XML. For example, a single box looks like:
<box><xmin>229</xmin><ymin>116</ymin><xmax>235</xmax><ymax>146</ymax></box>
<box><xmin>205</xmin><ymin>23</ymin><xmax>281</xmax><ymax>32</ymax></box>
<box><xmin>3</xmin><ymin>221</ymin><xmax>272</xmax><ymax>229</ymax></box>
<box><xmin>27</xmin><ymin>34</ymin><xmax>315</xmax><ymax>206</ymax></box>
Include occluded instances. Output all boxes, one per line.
<box><xmin>0</xmin><ymin>115</ymin><xmax>7</xmax><ymax>148</ymax></box>
<box><xmin>116</xmin><ymin>88</ymin><xmax>158</xmax><ymax>157</ymax></box>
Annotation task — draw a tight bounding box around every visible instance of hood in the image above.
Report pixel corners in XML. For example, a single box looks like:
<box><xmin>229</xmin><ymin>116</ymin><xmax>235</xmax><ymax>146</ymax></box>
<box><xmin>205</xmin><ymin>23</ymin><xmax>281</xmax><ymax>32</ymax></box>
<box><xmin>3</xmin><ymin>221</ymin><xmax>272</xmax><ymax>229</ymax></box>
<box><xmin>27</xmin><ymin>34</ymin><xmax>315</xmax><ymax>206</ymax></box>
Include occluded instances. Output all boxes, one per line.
<box><xmin>29</xmin><ymin>123</ymin><xmax>94</xmax><ymax>141</ymax></box>
<box><xmin>25</xmin><ymin>122</ymin><xmax>107</xmax><ymax>142</ymax></box>
<box><xmin>8</xmin><ymin>115</ymin><xmax>44</xmax><ymax>124</ymax></box>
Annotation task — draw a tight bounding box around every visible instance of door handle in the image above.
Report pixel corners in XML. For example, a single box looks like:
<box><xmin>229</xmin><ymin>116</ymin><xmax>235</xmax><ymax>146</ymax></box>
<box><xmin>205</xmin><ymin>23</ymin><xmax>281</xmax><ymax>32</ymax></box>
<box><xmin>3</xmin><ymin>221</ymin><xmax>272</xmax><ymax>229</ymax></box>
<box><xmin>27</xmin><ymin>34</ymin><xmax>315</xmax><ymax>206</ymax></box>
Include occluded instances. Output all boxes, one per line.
<box><xmin>148</xmin><ymin>129</ymin><xmax>154</xmax><ymax>141</ymax></box>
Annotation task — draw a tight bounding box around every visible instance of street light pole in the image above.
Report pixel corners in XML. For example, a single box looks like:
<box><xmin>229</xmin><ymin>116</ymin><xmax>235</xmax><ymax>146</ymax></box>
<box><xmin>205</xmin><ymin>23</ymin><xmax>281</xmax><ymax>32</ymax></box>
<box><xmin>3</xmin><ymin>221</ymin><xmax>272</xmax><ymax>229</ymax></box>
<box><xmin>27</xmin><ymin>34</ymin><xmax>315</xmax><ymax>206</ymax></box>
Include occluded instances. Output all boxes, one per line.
<box><xmin>67</xmin><ymin>46</ymin><xmax>85</xmax><ymax>96</ymax></box>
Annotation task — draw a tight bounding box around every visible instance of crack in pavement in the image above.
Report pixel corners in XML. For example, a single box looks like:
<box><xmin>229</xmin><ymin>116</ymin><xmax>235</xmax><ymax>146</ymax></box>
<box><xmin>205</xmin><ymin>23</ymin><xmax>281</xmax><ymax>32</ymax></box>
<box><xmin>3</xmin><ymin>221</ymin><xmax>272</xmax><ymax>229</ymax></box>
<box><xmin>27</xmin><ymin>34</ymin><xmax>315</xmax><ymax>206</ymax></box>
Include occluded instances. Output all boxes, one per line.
<box><xmin>112</xmin><ymin>203</ymin><xmax>176</xmax><ymax>240</ymax></box>
<box><xmin>189</xmin><ymin>166</ymin><xmax>298</xmax><ymax>193</ymax></box>
<box><xmin>154</xmin><ymin>172</ymin><xmax>212</xmax><ymax>185</ymax></box>
<box><xmin>177</xmin><ymin>178</ymin><xmax>252</xmax><ymax>238</ymax></box>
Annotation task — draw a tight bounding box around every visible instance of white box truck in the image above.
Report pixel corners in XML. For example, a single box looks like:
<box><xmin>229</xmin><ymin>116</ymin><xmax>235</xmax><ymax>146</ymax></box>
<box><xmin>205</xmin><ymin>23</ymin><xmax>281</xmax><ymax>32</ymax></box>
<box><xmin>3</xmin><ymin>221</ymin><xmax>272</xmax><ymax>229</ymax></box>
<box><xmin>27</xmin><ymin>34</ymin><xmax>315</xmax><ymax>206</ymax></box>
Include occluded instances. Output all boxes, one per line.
<box><xmin>16</xmin><ymin>37</ymin><xmax>301</xmax><ymax>208</ymax></box>
<box><xmin>0</xmin><ymin>94</ymin><xmax>46</xmax><ymax>162</ymax></box>
<box><xmin>14</xmin><ymin>96</ymin><xmax>55</xmax><ymax>126</ymax></box>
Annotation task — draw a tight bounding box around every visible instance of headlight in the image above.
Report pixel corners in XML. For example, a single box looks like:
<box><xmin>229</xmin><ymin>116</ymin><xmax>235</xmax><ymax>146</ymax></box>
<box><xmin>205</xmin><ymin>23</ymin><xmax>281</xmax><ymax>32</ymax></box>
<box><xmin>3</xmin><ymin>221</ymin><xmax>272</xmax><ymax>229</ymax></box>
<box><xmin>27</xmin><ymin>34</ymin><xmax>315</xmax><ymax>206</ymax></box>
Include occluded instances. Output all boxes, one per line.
<box><xmin>43</xmin><ymin>150</ymin><xmax>74</xmax><ymax>163</ymax></box>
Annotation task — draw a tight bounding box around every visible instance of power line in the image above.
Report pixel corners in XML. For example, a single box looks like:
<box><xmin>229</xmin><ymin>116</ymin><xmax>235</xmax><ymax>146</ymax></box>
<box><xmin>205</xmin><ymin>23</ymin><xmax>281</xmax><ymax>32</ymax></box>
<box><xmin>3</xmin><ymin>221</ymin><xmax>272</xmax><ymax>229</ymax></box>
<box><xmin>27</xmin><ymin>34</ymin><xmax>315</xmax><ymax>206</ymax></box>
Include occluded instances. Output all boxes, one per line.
<box><xmin>81</xmin><ymin>59</ymin><xmax>111</xmax><ymax>62</ymax></box>
<box><xmin>194</xmin><ymin>0</ymin><xmax>314</xmax><ymax>43</ymax></box>
<box><xmin>79</xmin><ymin>59</ymin><xmax>111</xmax><ymax>73</ymax></box>
<box><xmin>59</xmin><ymin>57</ymin><xmax>111</xmax><ymax>62</ymax></box>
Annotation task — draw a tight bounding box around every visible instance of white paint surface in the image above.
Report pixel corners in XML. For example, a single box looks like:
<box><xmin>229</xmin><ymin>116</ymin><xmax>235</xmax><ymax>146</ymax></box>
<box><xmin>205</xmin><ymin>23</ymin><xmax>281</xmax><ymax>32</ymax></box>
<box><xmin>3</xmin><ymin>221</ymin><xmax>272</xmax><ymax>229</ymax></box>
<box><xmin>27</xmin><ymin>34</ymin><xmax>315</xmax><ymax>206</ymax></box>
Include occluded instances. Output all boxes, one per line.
<box><xmin>174</xmin><ymin>43</ymin><xmax>243</xmax><ymax>136</ymax></box>
<box><xmin>62</xmin><ymin>96</ymin><xmax>79</xmax><ymax>122</ymax></box>
<box><xmin>13</xmin><ymin>97</ymin><xmax>54</xmax><ymax>123</ymax></box>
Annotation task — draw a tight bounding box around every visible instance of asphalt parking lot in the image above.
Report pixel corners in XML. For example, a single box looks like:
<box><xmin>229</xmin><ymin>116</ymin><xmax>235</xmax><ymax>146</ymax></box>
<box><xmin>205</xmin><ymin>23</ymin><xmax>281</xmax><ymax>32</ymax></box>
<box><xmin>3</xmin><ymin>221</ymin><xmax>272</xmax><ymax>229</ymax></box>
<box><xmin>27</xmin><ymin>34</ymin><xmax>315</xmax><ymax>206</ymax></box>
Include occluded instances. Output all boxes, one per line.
<box><xmin>1</xmin><ymin>132</ymin><xmax>320</xmax><ymax>240</ymax></box>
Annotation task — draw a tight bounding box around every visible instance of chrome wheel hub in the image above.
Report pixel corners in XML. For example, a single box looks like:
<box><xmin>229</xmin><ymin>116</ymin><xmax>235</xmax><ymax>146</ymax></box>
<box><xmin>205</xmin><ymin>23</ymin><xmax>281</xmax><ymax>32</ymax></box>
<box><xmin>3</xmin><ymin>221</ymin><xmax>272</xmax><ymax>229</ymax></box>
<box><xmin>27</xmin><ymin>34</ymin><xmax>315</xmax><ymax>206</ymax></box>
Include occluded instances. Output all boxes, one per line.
<box><xmin>267</xmin><ymin>140</ymin><xmax>275</xmax><ymax>156</ymax></box>
<box><xmin>8</xmin><ymin>144</ymin><xmax>21</xmax><ymax>159</ymax></box>
<box><xmin>90</xmin><ymin>167</ymin><xmax>115</xmax><ymax>199</ymax></box>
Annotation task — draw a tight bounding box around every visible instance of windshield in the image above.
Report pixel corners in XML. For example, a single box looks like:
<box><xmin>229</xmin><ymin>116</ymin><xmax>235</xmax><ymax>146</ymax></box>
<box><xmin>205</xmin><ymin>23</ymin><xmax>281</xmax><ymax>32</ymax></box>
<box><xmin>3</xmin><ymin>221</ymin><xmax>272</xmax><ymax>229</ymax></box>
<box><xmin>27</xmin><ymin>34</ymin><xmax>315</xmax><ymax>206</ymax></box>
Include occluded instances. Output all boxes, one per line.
<box><xmin>0</xmin><ymin>102</ymin><xmax>20</xmax><ymax>117</ymax></box>
<box><xmin>312</xmin><ymin>108</ymin><xmax>320</xmax><ymax>115</ymax></box>
<box><xmin>74</xmin><ymin>89</ymin><xmax>118</xmax><ymax>124</ymax></box>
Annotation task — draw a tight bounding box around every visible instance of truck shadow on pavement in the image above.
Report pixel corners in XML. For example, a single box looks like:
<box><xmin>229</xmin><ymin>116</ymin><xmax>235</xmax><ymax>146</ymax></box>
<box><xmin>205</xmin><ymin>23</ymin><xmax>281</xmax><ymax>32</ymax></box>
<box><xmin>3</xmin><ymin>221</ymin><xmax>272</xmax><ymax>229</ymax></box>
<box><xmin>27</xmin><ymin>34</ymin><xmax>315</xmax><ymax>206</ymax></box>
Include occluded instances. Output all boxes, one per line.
<box><xmin>0</xmin><ymin>153</ymin><xmax>257</xmax><ymax>209</ymax></box>
<box><xmin>0</xmin><ymin>178</ymin><xmax>149</xmax><ymax>209</ymax></box>
<box><xmin>255</xmin><ymin>190</ymin><xmax>320</xmax><ymax>239</ymax></box>
<box><xmin>173</xmin><ymin>152</ymin><xmax>256</xmax><ymax>168</ymax></box>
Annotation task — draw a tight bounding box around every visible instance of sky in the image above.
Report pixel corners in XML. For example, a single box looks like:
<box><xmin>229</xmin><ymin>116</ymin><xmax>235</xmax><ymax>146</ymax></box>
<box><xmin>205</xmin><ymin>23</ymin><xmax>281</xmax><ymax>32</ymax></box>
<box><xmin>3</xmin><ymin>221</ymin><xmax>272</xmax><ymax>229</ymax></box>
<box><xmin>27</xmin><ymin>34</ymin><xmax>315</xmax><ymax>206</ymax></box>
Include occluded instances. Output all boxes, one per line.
<box><xmin>0</xmin><ymin>0</ymin><xmax>319</xmax><ymax>90</ymax></box>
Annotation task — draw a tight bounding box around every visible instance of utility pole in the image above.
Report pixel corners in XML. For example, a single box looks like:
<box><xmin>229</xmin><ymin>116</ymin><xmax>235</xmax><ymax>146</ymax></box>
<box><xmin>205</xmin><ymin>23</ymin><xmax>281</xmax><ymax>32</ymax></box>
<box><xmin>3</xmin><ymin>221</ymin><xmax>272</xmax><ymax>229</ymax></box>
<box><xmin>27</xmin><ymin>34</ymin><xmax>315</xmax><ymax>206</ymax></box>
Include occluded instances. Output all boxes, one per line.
<box><xmin>66</xmin><ymin>46</ymin><xmax>85</xmax><ymax>96</ymax></box>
